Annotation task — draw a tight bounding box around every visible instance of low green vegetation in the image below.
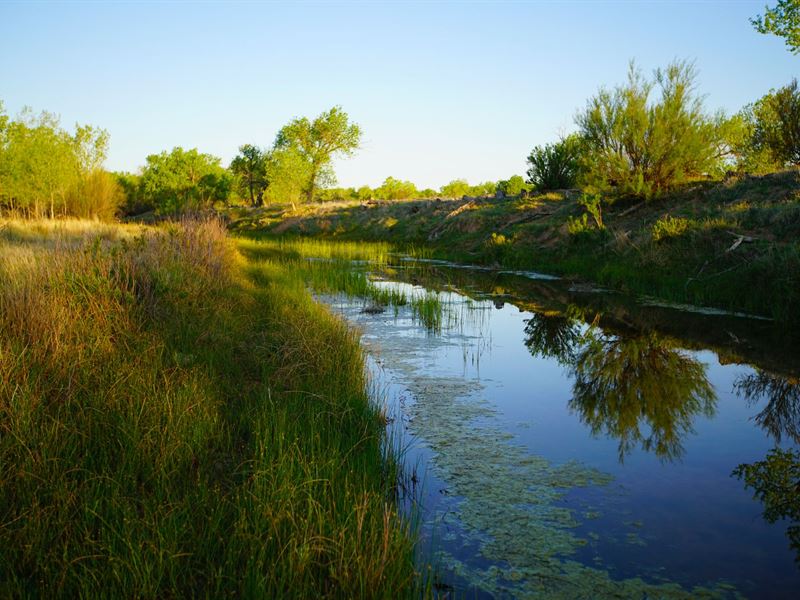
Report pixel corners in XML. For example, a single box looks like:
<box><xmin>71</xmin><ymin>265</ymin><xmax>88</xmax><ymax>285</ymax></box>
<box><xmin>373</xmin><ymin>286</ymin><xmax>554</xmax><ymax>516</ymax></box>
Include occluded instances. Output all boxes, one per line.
<box><xmin>232</xmin><ymin>169</ymin><xmax>800</xmax><ymax>325</ymax></box>
<box><xmin>0</xmin><ymin>218</ymin><xmax>417</xmax><ymax>597</ymax></box>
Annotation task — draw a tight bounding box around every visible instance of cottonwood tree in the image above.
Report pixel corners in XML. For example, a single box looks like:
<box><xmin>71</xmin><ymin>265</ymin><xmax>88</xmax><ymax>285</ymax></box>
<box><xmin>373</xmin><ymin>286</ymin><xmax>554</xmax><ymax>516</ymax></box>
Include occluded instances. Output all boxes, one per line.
<box><xmin>140</xmin><ymin>147</ymin><xmax>231</xmax><ymax>214</ymax></box>
<box><xmin>230</xmin><ymin>144</ymin><xmax>268</xmax><ymax>206</ymax></box>
<box><xmin>262</xmin><ymin>147</ymin><xmax>311</xmax><ymax>209</ymax></box>
<box><xmin>751</xmin><ymin>0</ymin><xmax>800</xmax><ymax>54</ymax></box>
<box><xmin>751</xmin><ymin>79</ymin><xmax>800</xmax><ymax>166</ymax></box>
<box><xmin>273</xmin><ymin>106</ymin><xmax>361</xmax><ymax>203</ymax></box>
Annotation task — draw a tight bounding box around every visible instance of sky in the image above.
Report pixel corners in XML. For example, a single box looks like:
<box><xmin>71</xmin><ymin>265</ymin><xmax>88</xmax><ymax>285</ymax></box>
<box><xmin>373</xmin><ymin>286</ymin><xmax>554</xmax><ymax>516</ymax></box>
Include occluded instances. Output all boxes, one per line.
<box><xmin>0</xmin><ymin>1</ymin><xmax>796</xmax><ymax>189</ymax></box>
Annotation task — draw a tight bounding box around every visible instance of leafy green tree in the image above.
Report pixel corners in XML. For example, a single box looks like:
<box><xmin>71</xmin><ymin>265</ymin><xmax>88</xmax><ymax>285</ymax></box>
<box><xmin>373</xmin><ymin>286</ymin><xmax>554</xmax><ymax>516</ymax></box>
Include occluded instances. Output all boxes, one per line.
<box><xmin>497</xmin><ymin>174</ymin><xmax>530</xmax><ymax>197</ymax></box>
<box><xmin>577</xmin><ymin>61</ymin><xmax>727</xmax><ymax>197</ymax></box>
<box><xmin>1</xmin><ymin>108</ymin><xmax>79</xmax><ymax>217</ymax></box>
<box><xmin>230</xmin><ymin>144</ymin><xmax>268</xmax><ymax>206</ymax></box>
<box><xmin>140</xmin><ymin>147</ymin><xmax>231</xmax><ymax>214</ymax></box>
<box><xmin>274</xmin><ymin>106</ymin><xmax>361</xmax><ymax>203</ymax></box>
<box><xmin>750</xmin><ymin>79</ymin><xmax>800</xmax><ymax>166</ymax></box>
<box><xmin>751</xmin><ymin>0</ymin><xmax>800</xmax><ymax>54</ymax></box>
<box><xmin>262</xmin><ymin>147</ymin><xmax>311</xmax><ymax>209</ymax></box>
<box><xmin>356</xmin><ymin>185</ymin><xmax>373</xmax><ymax>201</ymax></box>
<box><xmin>468</xmin><ymin>181</ymin><xmax>497</xmax><ymax>198</ymax></box>
<box><xmin>375</xmin><ymin>176</ymin><xmax>417</xmax><ymax>200</ymax></box>
<box><xmin>526</xmin><ymin>136</ymin><xmax>581</xmax><ymax>191</ymax></box>
<box><xmin>439</xmin><ymin>179</ymin><xmax>470</xmax><ymax>199</ymax></box>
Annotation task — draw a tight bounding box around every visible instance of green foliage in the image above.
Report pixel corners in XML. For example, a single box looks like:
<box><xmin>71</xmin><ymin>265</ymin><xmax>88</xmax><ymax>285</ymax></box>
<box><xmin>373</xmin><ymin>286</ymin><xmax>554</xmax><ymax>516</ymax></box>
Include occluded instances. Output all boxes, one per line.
<box><xmin>577</xmin><ymin>61</ymin><xmax>727</xmax><ymax>198</ymax></box>
<box><xmin>230</xmin><ymin>144</ymin><xmax>268</xmax><ymax>206</ymax></box>
<box><xmin>440</xmin><ymin>178</ymin><xmax>470</xmax><ymax>198</ymax></box>
<box><xmin>733</xmin><ymin>448</ymin><xmax>800</xmax><ymax>561</ymax></box>
<box><xmin>497</xmin><ymin>175</ymin><xmax>528</xmax><ymax>197</ymax></box>
<box><xmin>357</xmin><ymin>185</ymin><xmax>373</xmax><ymax>201</ymax></box>
<box><xmin>526</xmin><ymin>136</ymin><xmax>581</xmax><ymax>191</ymax></box>
<box><xmin>262</xmin><ymin>147</ymin><xmax>311</xmax><ymax>207</ymax></box>
<box><xmin>375</xmin><ymin>176</ymin><xmax>418</xmax><ymax>200</ymax></box>
<box><xmin>274</xmin><ymin>106</ymin><xmax>361</xmax><ymax>203</ymax></box>
<box><xmin>750</xmin><ymin>79</ymin><xmax>800</xmax><ymax>166</ymax></box>
<box><xmin>652</xmin><ymin>215</ymin><xmax>690</xmax><ymax>242</ymax></box>
<box><xmin>580</xmin><ymin>193</ymin><xmax>604</xmax><ymax>229</ymax></box>
<box><xmin>140</xmin><ymin>147</ymin><xmax>232</xmax><ymax>214</ymax></box>
<box><xmin>0</xmin><ymin>103</ymin><xmax>114</xmax><ymax>218</ymax></box>
<box><xmin>751</xmin><ymin>0</ymin><xmax>800</xmax><ymax>54</ymax></box>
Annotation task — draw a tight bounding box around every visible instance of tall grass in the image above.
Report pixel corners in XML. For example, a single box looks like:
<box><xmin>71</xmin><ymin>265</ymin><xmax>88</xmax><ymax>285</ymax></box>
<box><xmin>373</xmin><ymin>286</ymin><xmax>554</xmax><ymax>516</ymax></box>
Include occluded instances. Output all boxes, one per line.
<box><xmin>238</xmin><ymin>238</ymin><xmax>460</xmax><ymax>333</ymax></box>
<box><xmin>0</xmin><ymin>218</ymin><xmax>416</xmax><ymax>597</ymax></box>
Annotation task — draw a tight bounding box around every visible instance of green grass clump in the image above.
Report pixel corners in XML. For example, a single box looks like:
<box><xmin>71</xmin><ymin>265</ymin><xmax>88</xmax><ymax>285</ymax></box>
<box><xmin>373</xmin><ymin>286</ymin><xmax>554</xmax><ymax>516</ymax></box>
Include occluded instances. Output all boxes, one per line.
<box><xmin>0</xmin><ymin>218</ymin><xmax>416</xmax><ymax>597</ymax></box>
<box><xmin>651</xmin><ymin>215</ymin><xmax>691</xmax><ymax>241</ymax></box>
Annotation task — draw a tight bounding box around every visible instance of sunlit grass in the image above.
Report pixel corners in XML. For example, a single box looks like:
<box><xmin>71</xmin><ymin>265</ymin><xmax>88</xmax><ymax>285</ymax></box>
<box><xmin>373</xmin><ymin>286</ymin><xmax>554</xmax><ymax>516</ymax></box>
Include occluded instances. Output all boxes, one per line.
<box><xmin>0</xmin><ymin>218</ymin><xmax>418</xmax><ymax>597</ymax></box>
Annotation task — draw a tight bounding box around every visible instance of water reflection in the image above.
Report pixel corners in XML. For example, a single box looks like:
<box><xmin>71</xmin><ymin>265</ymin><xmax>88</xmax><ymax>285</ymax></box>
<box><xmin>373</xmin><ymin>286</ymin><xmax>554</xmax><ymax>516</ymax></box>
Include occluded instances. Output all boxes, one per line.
<box><xmin>524</xmin><ymin>315</ymin><xmax>717</xmax><ymax>462</ymax></box>
<box><xmin>523</xmin><ymin>312</ymin><xmax>583</xmax><ymax>366</ymax></box>
<box><xmin>734</xmin><ymin>447</ymin><xmax>800</xmax><ymax>563</ymax></box>
<box><xmin>735</xmin><ymin>371</ymin><xmax>800</xmax><ymax>444</ymax></box>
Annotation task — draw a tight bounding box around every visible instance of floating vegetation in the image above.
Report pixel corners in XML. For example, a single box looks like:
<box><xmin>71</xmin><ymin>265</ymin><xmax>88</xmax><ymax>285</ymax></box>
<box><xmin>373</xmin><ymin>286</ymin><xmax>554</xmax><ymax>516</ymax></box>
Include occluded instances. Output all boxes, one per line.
<box><xmin>323</xmin><ymin>288</ymin><xmax>742</xmax><ymax>599</ymax></box>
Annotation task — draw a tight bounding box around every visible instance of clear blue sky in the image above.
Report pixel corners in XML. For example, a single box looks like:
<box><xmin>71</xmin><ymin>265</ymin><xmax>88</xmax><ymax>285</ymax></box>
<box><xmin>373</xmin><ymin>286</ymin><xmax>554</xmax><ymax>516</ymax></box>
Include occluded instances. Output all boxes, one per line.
<box><xmin>0</xmin><ymin>1</ymin><xmax>796</xmax><ymax>189</ymax></box>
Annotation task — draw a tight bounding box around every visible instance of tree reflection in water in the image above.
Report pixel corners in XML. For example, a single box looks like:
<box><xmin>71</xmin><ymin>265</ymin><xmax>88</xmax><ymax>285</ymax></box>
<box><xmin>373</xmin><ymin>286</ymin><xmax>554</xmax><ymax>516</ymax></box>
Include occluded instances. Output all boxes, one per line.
<box><xmin>523</xmin><ymin>312</ymin><xmax>583</xmax><ymax>367</ymax></box>
<box><xmin>523</xmin><ymin>312</ymin><xmax>717</xmax><ymax>462</ymax></box>
<box><xmin>734</xmin><ymin>371</ymin><xmax>800</xmax><ymax>444</ymax></box>
<box><xmin>569</xmin><ymin>331</ymin><xmax>716</xmax><ymax>462</ymax></box>
<box><xmin>733</xmin><ymin>372</ymin><xmax>800</xmax><ymax>564</ymax></box>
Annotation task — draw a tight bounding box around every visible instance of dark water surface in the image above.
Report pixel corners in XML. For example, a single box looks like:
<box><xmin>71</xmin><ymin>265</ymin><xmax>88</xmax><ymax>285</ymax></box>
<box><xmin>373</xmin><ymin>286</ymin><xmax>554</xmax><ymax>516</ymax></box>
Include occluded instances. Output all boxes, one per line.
<box><xmin>320</xmin><ymin>259</ymin><xmax>800</xmax><ymax>598</ymax></box>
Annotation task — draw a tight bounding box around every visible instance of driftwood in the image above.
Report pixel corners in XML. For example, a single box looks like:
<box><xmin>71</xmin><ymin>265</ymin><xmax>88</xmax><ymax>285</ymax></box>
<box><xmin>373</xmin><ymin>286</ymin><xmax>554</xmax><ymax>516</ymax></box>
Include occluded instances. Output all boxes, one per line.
<box><xmin>617</xmin><ymin>202</ymin><xmax>645</xmax><ymax>218</ymax></box>
<box><xmin>726</xmin><ymin>231</ymin><xmax>756</xmax><ymax>253</ymax></box>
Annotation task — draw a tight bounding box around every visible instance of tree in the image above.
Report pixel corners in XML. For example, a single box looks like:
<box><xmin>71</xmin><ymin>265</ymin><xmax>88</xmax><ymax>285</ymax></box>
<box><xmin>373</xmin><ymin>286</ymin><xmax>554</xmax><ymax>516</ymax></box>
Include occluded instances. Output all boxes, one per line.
<box><xmin>1</xmin><ymin>108</ymin><xmax>79</xmax><ymax>217</ymax></box>
<box><xmin>262</xmin><ymin>147</ymin><xmax>311</xmax><ymax>209</ymax></box>
<box><xmin>274</xmin><ymin>106</ymin><xmax>361</xmax><ymax>203</ymax></box>
<box><xmin>526</xmin><ymin>136</ymin><xmax>581</xmax><ymax>191</ymax></box>
<box><xmin>375</xmin><ymin>176</ymin><xmax>417</xmax><ymax>200</ymax></box>
<box><xmin>750</xmin><ymin>79</ymin><xmax>800</xmax><ymax>166</ymax></box>
<box><xmin>439</xmin><ymin>179</ymin><xmax>470</xmax><ymax>199</ymax></box>
<box><xmin>230</xmin><ymin>144</ymin><xmax>268</xmax><ymax>206</ymax></box>
<box><xmin>576</xmin><ymin>61</ymin><xmax>726</xmax><ymax>197</ymax></box>
<box><xmin>751</xmin><ymin>0</ymin><xmax>800</xmax><ymax>54</ymax></box>
<box><xmin>140</xmin><ymin>147</ymin><xmax>231</xmax><ymax>214</ymax></box>
<box><xmin>498</xmin><ymin>175</ymin><xmax>528</xmax><ymax>197</ymax></box>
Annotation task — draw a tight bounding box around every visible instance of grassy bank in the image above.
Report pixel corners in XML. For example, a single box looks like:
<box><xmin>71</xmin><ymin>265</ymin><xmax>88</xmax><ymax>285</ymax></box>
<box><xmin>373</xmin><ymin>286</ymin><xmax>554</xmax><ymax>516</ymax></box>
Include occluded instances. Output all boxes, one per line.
<box><xmin>229</xmin><ymin>170</ymin><xmax>800</xmax><ymax>325</ymax></box>
<box><xmin>0</xmin><ymin>218</ymin><xmax>416</xmax><ymax>597</ymax></box>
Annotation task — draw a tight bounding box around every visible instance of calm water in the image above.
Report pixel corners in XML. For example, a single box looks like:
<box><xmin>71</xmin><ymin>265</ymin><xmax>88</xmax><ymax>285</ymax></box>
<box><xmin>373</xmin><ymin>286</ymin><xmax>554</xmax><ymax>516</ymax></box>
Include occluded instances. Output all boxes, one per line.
<box><xmin>319</xmin><ymin>259</ymin><xmax>800</xmax><ymax>598</ymax></box>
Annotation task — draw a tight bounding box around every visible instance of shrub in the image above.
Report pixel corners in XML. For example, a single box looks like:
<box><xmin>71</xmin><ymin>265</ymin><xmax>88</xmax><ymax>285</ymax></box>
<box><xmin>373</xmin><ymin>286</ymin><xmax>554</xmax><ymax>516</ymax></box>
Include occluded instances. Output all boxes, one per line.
<box><xmin>652</xmin><ymin>215</ymin><xmax>691</xmax><ymax>241</ymax></box>
<box><xmin>526</xmin><ymin>136</ymin><xmax>581</xmax><ymax>191</ymax></box>
<box><xmin>576</xmin><ymin>60</ymin><xmax>727</xmax><ymax>197</ymax></box>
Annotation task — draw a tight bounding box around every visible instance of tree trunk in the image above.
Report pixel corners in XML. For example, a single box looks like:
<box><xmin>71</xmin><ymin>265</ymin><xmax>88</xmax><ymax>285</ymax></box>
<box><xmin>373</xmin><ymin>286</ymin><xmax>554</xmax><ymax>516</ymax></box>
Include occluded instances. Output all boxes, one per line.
<box><xmin>305</xmin><ymin>167</ymin><xmax>318</xmax><ymax>204</ymax></box>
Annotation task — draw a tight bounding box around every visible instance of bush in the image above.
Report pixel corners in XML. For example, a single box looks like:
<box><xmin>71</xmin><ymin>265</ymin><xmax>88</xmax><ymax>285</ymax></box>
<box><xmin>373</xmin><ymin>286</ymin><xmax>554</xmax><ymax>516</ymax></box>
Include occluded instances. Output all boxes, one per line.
<box><xmin>526</xmin><ymin>136</ymin><xmax>580</xmax><ymax>191</ymax></box>
<box><xmin>652</xmin><ymin>215</ymin><xmax>691</xmax><ymax>241</ymax></box>
<box><xmin>577</xmin><ymin>61</ymin><xmax>726</xmax><ymax>198</ymax></box>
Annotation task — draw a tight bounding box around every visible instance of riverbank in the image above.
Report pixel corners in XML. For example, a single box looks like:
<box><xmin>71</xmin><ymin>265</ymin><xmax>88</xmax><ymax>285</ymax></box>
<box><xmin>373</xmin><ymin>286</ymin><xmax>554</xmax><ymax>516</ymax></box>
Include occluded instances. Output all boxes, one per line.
<box><xmin>0</xmin><ymin>218</ymin><xmax>416</xmax><ymax>597</ymax></box>
<box><xmin>229</xmin><ymin>169</ymin><xmax>800</xmax><ymax>326</ymax></box>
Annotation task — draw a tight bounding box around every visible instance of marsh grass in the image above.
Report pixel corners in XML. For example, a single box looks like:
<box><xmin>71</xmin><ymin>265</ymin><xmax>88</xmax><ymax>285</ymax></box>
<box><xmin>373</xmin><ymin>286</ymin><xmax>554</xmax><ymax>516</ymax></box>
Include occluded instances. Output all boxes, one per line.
<box><xmin>0</xmin><ymin>218</ymin><xmax>417</xmax><ymax>597</ymax></box>
<box><xmin>238</xmin><ymin>238</ymin><xmax>458</xmax><ymax>333</ymax></box>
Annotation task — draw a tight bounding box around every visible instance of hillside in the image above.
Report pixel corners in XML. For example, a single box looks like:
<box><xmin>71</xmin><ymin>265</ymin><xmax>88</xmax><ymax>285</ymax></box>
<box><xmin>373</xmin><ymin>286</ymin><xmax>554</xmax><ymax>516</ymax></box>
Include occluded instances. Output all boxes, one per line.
<box><xmin>229</xmin><ymin>170</ymin><xmax>800</xmax><ymax>325</ymax></box>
